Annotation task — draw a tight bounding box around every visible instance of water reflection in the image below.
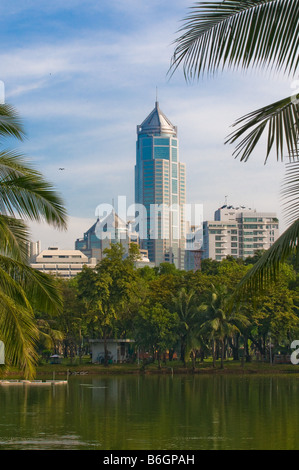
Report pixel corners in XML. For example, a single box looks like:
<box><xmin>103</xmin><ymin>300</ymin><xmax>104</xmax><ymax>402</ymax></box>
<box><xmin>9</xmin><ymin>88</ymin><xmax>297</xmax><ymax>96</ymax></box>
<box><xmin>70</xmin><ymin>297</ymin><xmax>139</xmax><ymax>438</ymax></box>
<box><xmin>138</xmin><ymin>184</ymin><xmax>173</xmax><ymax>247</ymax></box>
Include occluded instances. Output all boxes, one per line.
<box><xmin>0</xmin><ymin>375</ymin><xmax>298</xmax><ymax>449</ymax></box>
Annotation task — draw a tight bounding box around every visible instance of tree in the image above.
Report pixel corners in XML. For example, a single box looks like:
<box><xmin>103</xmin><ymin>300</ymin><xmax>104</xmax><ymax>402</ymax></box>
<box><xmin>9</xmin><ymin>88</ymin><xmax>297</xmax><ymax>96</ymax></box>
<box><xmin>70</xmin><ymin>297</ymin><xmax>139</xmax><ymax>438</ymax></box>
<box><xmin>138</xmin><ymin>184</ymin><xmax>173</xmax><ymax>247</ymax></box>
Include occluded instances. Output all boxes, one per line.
<box><xmin>0</xmin><ymin>104</ymin><xmax>67</xmax><ymax>378</ymax></box>
<box><xmin>200</xmin><ymin>285</ymin><xmax>249</xmax><ymax>368</ymax></box>
<box><xmin>170</xmin><ymin>0</ymin><xmax>299</xmax><ymax>291</ymax></box>
<box><xmin>171</xmin><ymin>287</ymin><xmax>202</xmax><ymax>366</ymax></box>
<box><xmin>133</xmin><ymin>304</ymin><xmax>178</xmax><ymax>368</ymax></box>
<box><xmin>77</xmin><ymin>244</ymin><xmax>137</xmax><ymax>366</ymax></box>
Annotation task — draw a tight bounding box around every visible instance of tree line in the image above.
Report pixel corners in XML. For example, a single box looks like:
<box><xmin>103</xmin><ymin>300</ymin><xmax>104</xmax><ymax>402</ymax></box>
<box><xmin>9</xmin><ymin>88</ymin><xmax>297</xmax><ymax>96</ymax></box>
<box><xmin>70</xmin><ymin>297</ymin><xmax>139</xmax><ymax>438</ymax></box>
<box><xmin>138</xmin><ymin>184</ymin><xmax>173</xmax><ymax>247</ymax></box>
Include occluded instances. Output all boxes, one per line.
<box><xmin>35</xmin><ymin>243</ymin><xmax>299</xmax><ymax>369</ymax></box>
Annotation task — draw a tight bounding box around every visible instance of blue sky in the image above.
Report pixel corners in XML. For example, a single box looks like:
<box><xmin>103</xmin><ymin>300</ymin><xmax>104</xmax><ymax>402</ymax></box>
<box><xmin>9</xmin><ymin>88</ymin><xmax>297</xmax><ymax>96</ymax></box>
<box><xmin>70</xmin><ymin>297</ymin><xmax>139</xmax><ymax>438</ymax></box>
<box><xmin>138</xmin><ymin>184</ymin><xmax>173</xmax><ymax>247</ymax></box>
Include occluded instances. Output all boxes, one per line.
<box><xmin>0</xmin><ymin>0</ymin><xmax>292</xmax><ymax>249</ymax></box>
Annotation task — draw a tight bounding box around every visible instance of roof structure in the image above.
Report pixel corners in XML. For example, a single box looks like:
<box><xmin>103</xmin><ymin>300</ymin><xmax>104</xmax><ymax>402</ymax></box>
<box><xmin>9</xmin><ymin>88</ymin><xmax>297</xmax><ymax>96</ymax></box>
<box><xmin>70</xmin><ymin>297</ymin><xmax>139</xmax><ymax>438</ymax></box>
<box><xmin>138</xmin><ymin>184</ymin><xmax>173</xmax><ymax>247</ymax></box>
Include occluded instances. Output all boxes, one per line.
<box><xmin>137</xmin><ymin>101</ymin><xmax>177</xmax><ymax>136</ymax></box>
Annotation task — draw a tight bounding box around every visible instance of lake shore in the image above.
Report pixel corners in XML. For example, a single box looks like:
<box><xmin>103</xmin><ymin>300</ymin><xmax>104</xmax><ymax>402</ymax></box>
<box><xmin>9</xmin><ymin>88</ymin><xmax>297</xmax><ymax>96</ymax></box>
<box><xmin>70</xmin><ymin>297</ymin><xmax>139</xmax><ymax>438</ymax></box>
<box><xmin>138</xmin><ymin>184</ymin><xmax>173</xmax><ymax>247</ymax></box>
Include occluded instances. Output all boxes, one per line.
<box><xmin>2</xmin><ymin>359</ymin><xmax>299</xmax><ymax>379</ymax></box>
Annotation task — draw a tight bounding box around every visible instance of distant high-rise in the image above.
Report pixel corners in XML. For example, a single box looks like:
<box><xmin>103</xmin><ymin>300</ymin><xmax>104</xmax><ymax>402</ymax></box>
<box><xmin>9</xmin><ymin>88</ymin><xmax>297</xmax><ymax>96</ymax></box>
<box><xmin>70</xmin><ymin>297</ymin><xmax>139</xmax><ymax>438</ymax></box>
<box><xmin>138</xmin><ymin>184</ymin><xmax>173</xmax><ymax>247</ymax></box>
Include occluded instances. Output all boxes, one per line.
<box><xmin>134</xmin><ymin>100</ymin><xmax>186</xmax><ymax>269</ymax></box>
<box><xmin>202</xmin><ymin>205</ymin><xmax>279</xmax><ymax>261</ymax></box>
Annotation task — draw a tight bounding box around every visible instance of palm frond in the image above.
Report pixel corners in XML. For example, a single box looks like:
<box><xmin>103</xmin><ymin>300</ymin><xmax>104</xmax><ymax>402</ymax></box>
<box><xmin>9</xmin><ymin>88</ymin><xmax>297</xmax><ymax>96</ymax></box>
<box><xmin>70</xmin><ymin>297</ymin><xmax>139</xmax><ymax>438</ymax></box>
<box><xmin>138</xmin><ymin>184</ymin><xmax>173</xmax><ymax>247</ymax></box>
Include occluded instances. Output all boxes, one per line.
<box><xmin>0</xmin><ymin>104</ymin><xmax>25</xmax><ymax>141</ymax></box>
<box><xmin>234</xmin><ymin>218</ymin><xmax>299</xmax><ymax>296</ymax></box>
<box><xmin>0</xmin><ymin>290</ymin><xmax>38</xmax><ymax>379</ymax></box>
<box><xmin>0</xmin><ymin>151</ymin><xmax>67</xmax><ymax>229</ymax></box>
<box><xmin>0</xmin><ymin>254</ymin><xmax>63</xmax><ymax>314</ymax></box>
<box><xmin>0</xmin><ymin>214</ymin><xmax>30</xmax><ymax>261</ymax></box>
<box><xmin>225</xmin><ymin>94</ymin><xmax>299</xmax><ymax>162</ymax></box>
<box><xmin>169</xmin><ymin>0</ymin><xmax>299</xmax><ymax>79</ymax></box>
<box><xmin>281</xmin><ymin>158</ymin><xmax>299</xmax><ymax>224</ymax></box>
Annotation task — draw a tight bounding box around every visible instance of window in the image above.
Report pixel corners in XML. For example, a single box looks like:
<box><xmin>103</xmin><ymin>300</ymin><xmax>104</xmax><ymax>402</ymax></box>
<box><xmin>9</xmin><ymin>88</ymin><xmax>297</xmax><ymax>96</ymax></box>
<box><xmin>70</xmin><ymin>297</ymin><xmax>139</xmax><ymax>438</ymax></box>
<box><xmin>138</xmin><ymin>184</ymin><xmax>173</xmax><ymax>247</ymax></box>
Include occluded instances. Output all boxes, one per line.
<box><xmin>154</xmin><ymin>147</ymin><xmax>169</xmax><ymax>160</ymax></box>
<box><xmin>142</xmin><ymin>147</ymin><xmax>152</xmax><ymax>160</ymax></box>
<box><xmin>154</xmin><ymin>137</ymin><xmax>169</xmax><ymax>146</ymax></box>
<box><xmin>172</xmin><ymin>179</ymin><xmax>178</xmax><ymax>194</ymax></box>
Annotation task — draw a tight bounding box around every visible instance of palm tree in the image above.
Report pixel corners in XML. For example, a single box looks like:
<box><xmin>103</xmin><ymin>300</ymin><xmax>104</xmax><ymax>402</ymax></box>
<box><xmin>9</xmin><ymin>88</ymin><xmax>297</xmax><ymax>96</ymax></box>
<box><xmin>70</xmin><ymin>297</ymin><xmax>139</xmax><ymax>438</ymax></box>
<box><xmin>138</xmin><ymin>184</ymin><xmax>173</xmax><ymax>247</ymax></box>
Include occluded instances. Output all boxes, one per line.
<box><xmin>172</xmin><ymin>287</ymin><xmax>203</xmax><ymax>366</ymax></box>
<box><xmin>0</xmin><ymin>104</ymin><xmax>67</xmax><ymax>378</ymax></box>
<box><xmin>200</xmin><ymin>285</ymin><xmax>249</xmax><ymax>368</ymax></box>
<box><xmin>170</xmin><ymin>0</ymin><xmax>299</xmax><ymax>292</ymax></box>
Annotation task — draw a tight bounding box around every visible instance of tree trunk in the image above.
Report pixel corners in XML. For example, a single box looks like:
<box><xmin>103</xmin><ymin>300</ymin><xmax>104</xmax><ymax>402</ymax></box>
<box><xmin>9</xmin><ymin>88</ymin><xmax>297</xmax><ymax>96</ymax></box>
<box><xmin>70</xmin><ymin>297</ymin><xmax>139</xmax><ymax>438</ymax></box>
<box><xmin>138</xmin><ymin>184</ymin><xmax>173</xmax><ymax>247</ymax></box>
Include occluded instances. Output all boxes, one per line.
<box><xmin>220</xmin><ymin>339</ymin><xmax>224</xmax><ymax>369</ymax></box>
<box><xmin>157</xmin><ymin>350</ymin><xmax>162</xmax><ymax>369</ymax></box>
<box><xmin>229</xmin><ymin>335</ymin><xmax>239</xmax><ymax>360</ymax></box>
<box><xmin>244</xmin><ymin>334</ymin><xmax>252</xmax><ymax>362</ymax></box>
<box><xmin>191</xmin><ymin>350</ymin><xmax>196</xmax><ymax>372</ymax></box>
<box><xmin>212</xmin><ymin>340</ymin><xmax>216</xmax><ymax>368</ymax></box>
<box><xmin>103</xmin><ymin>329</ymin><xmax>109</xmax><ymax>367</ymax></box>
<box><xmin>181</xmin><ymin>340</ymin><xmax>186</xmax><ymax>366</ymax></box>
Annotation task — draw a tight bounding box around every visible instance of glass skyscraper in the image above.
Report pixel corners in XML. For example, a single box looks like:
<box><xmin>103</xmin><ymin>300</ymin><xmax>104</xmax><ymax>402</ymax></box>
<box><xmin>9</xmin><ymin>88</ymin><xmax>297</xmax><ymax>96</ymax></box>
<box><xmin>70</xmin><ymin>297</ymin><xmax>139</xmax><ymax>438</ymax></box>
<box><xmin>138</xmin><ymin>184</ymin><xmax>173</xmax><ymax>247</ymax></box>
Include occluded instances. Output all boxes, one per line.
<box><xmin>134</xmin><ymin>100</ymin><xmax>186</xmax><ymax>269</ymax></box>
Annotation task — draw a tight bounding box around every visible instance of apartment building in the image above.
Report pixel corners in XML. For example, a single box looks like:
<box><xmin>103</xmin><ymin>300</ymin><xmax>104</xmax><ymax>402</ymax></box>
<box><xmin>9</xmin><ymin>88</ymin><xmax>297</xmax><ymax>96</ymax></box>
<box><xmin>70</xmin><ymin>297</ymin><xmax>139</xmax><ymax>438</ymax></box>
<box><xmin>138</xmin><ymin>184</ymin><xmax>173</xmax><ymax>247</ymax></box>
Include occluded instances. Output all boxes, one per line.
<box><xmin>203</xmin><ymin>205</ymin><xmax>279</xmax><ymax>261</ymax></box>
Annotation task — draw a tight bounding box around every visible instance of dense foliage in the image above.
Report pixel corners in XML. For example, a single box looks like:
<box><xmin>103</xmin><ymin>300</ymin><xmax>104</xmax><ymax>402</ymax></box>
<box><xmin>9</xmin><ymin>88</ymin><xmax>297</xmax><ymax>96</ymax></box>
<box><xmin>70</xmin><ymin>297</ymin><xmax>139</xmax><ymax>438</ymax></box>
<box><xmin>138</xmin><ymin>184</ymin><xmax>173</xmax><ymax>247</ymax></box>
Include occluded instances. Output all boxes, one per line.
<box><xmin>33</xmin><ymin>244</ymin><xmax>299</xmax><ymax>369</ymax></box>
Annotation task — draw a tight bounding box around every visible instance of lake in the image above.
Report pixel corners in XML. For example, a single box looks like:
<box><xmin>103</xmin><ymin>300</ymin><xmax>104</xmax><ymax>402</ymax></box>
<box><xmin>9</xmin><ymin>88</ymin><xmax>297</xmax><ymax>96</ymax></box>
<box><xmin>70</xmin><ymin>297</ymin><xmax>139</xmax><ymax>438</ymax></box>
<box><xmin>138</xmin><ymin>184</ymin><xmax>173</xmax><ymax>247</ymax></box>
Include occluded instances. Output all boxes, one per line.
<box><xmin>0</xmin><ymin>374</ymin><xmax>298</xmax><ymax>450</ymax></box>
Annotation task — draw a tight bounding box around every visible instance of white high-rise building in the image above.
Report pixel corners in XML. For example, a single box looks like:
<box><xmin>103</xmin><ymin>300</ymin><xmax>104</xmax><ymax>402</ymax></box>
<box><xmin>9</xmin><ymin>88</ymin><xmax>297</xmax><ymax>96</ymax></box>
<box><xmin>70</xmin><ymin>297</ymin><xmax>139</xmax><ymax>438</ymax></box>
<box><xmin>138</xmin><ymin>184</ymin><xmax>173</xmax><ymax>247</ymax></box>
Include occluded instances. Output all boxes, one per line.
<box><xmin>203</xmin><ymin>205</ymin><xmax>279</xmax><ymax>261</ymax></box>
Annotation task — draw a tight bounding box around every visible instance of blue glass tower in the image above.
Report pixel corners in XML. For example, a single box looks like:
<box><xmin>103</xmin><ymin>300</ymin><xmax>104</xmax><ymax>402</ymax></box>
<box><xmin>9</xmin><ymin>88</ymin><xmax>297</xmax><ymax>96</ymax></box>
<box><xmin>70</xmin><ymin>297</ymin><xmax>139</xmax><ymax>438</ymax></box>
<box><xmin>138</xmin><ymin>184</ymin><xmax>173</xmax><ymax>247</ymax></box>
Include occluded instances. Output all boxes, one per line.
<box><xmin>135</xmin><ymin>101</ymin><xmax>186</xmax><ymax>269</ymax></box>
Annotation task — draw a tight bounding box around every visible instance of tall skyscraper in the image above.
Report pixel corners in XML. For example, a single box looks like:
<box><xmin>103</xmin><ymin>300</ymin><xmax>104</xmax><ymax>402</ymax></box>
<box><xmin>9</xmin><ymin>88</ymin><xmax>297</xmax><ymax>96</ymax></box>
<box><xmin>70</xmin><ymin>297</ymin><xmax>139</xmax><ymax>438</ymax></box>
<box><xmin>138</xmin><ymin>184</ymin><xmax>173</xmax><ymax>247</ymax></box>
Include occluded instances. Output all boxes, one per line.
<box><xmin>134</xmin><ymin>100</ymin><xmax>186</xmax><ymax>269</ymax></box>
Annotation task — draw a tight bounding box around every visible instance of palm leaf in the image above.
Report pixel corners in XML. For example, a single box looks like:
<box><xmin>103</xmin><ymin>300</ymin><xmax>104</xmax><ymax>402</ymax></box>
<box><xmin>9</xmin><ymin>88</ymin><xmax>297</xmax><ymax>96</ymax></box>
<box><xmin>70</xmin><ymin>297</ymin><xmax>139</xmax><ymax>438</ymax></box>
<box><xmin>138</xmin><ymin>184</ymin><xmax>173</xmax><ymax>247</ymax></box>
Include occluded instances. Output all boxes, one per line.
<box><xmin>0</xmin><ymin>290</ymin><xmax>38</xmax><ymax>378</ymax></box>
<box><xmin>225</xmin><ymin>95</ymin><xmax>299</xmax><ymax>162</ymax></box>
<box><xmin>169</xmin><ymin>0</ymin><xmax>299</xmax><ymax>79</ymax></box>
<box><xmin>0</xmin><ymin>104</ymin><xmax>25</xmax><ymax>141</ymax></box>
<box><xmin>0</xmin><ymin>255</ymin><xmax>63</xmax><ymax>377</ymax></box>
<box><xmin>0</xmin><ymin>254</ymin><xmax>63</xmax><ymax>314</ymax></box>
<box><xmin>234</xmin><ymin>218</ymin><xmax>299</xmax><ymax>296</ymax></box>
<box><xmin>0</xmin><ymin>151</ymin><xmax>67</xmax><ymax>229</ymax></box>
<box><xmin>0</xmin><ymin>214</ymin><xmax>30</xmax><ymax>261</ymax></box>
<box><xmin>281</xmin><ymin>159</ymin><xmax>299</xmax><ymax>224</ymax></box>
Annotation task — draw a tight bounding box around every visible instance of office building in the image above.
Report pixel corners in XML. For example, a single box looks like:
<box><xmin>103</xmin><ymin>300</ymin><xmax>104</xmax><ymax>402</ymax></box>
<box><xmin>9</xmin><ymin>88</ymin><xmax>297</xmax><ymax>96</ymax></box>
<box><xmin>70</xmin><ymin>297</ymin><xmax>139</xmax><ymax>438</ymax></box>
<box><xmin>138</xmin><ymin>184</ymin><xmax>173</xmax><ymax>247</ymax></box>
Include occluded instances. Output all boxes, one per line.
<box><xmin>203</xmin><ymin>205</ymin><xmax>279</xmax><ymax>261</ymax></box>
<box><xmin>185</xmin><ymin>223</ymin><xmax>203</xmax><ymax>271</ymax></box>
<box><xmin>75</xmin><ymin>209</ymin><xmax>154</xmax><ymax>267</ymax></box>
<box><xmin>30</xmin><ymin>247</ymin><xmax>97</xmax><ymax>279</ymax></box>
<box><xmin>134</xmin><ymin>100</ymin><xmax>186</xmax><ymax>269</ymax></box>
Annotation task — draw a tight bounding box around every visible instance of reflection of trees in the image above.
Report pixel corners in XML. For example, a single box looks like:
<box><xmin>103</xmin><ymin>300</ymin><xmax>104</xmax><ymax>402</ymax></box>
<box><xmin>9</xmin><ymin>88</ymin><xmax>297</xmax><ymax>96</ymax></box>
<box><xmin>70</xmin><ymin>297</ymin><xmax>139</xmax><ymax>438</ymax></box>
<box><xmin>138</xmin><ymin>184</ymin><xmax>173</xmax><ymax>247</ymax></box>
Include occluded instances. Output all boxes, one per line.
<box><xmin>1</xmin><ymin>376</ymin><xmax>299</xmax><ymax>449</ymax></box>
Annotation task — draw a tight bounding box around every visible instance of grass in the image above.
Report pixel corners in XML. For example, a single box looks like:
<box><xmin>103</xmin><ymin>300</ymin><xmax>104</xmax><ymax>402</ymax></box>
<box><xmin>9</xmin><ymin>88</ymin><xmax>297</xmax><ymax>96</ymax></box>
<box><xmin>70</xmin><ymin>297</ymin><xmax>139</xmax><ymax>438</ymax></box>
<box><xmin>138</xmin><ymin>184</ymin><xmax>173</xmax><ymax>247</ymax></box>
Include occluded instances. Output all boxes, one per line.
<box><xmin>2</xmin><ymin>356</ymin><xmax>299</xmax><ymax>379</ymax></box>
<box><xmin>30</xmin><ymin>357</ymin><xmax>299</xmax><ymax>377</ymax></box>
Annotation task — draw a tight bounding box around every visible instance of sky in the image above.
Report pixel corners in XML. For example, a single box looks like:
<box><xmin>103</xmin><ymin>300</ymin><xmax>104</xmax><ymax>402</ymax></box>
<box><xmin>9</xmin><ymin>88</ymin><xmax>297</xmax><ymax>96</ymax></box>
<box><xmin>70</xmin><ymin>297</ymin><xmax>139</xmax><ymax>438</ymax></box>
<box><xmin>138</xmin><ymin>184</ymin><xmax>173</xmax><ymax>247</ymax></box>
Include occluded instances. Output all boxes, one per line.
<box><xmin>0</xmin><ymin>0</ymin><xmax>293</xmax><ymax>249</ymax></box>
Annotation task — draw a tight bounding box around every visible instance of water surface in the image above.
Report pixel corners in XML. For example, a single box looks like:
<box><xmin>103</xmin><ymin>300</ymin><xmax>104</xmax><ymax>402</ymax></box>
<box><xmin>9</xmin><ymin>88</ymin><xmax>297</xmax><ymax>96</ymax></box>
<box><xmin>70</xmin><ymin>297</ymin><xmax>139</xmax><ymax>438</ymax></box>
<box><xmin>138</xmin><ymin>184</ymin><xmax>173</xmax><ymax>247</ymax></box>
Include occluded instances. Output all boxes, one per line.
<box><xmin>0</xmin><ymin>374</ymin><xmax>298</xmax><ymax>450</ymax></box>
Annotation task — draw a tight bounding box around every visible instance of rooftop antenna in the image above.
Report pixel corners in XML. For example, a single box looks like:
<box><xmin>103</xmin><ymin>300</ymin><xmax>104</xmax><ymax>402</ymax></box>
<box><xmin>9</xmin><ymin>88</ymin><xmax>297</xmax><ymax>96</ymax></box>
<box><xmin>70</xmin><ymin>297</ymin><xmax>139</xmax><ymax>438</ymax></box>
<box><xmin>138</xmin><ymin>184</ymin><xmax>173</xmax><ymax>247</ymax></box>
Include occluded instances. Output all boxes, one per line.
<box><xmin>225</xmin><ymin>195</ymin><xmax>228</xmax><ymax>205</ymax></box>
<box><xmin>156</xmin><ymin>86</ymin><xmax>159</xmax><ymax>107</ymax></box>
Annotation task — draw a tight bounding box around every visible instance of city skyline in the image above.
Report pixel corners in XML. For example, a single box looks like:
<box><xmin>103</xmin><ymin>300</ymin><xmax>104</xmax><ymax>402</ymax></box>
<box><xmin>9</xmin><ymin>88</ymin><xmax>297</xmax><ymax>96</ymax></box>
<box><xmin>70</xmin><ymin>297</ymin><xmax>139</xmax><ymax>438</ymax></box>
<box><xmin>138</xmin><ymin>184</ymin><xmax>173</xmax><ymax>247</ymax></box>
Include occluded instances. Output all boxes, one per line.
<box><xmin>0</xmin><ymin>1</ymin><xmax>290</xmax><ymax>249</ymax></box>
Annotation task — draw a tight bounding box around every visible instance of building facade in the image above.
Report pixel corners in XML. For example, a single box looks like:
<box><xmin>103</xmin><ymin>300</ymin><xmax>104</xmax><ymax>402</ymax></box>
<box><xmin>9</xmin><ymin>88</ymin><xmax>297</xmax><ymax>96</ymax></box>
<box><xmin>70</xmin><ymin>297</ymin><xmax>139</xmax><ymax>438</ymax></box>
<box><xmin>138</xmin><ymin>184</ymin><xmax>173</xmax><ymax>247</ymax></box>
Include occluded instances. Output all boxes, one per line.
<box><xmin>185</xmin><ymin>223</ymin><xmax>203</xmax><ymax>271</ymax></box>
<box><xmin>75</xmin><ymin>210</ymin><xmax>133</xmax><ymax>262</ymax></box>
<box><xmin>75</xmin><ymin>210</ymin><xmax>155</xmax><ymax>268</ymax></box>
<box><xmin>134</xmin><ymin>100</ymin><xmax>186</xmax><ymax>269</ymax></box>
<box><xmin>203</xmin><ymin>205</ymin><xmax>279</xmax><ymax>261</ymax></box>
<box><xmin>30</xmin><ymin>247</ymin><xmax>97</xmax><ymax>279</ymax></box>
